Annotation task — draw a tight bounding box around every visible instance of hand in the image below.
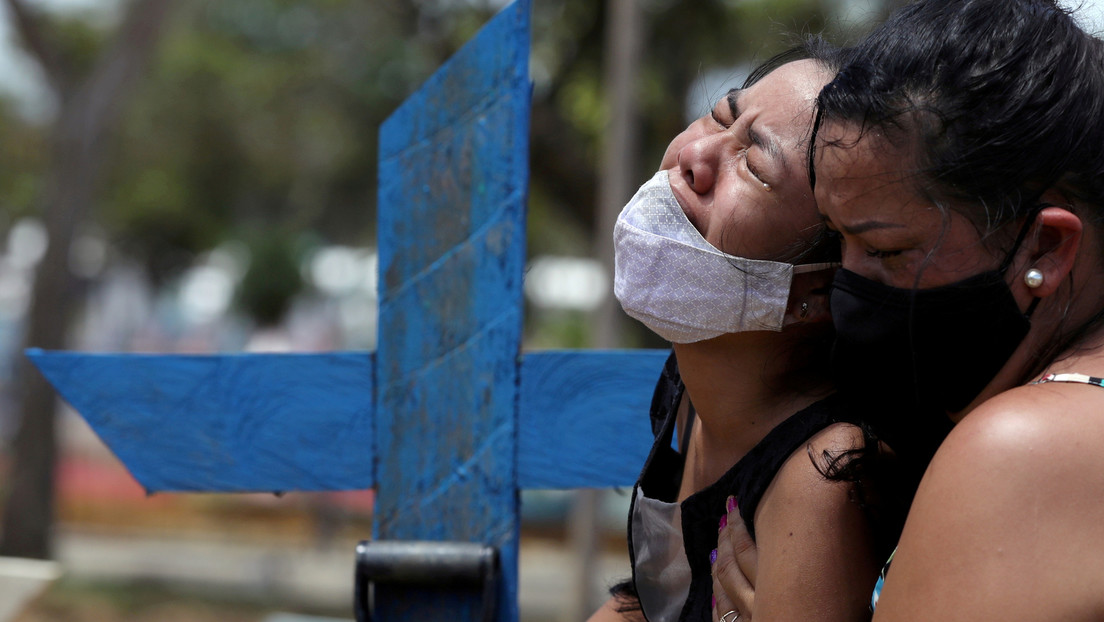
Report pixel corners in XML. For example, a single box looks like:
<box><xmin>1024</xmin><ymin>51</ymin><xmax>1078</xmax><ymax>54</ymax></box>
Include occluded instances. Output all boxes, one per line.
<box><xmin>712</xmin><ymin>496</ymin><xmax>758</xmax><ymax>621</ymax></box>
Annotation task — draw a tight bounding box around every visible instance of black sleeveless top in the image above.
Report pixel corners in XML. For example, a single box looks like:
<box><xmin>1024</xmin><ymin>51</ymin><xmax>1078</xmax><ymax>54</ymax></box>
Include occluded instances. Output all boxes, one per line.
<box><xmin>627</xmin><ymin>352</ymin><xmax>867</xmax><ymax>622</ymax></box>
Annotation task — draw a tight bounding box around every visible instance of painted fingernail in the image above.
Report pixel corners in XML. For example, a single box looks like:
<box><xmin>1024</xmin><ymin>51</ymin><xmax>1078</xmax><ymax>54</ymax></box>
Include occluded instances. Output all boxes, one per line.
<box><xmin>727</xmin><ymin>496</ymin><xmax>737</xmax><ymax>513</ymax></box>
<box><xmin>719</xmin><ymin>514</ymin><xmax>728</xmax><ymax>531</ymax></box>
<box><xmin>710</xmin><ymin>548</ymin><xmax>717</xmax><ymax>565</ymax></box>
<box><xmin>712</xmin><ymin>595</ymin><xmax>716</xmax><ymax>609</ymax></box>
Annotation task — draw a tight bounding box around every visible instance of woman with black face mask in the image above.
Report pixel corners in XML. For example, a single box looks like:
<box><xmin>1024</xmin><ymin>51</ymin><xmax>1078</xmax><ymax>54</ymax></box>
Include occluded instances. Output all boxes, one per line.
<box><xmin>712</xmin><ymin>1</ymin><xmax>1104</xmax><ymax>620</ymax></box>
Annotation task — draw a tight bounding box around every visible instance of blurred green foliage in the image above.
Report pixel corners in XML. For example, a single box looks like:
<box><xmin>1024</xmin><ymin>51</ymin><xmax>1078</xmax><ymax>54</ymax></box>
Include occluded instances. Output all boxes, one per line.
<box><xmin>0</xmin><ymin>0</ymin><xmax>892</xmax><ymax>335</ymax></box>
<box><xmin>103</xmin><ymin>1</ymin><xmax>430</xmax><ymax>287</ymax></box>
<box><xmin>0</xmin><ymin>100</ymin><xmax>44</xmax><ymax>226</ymax></box>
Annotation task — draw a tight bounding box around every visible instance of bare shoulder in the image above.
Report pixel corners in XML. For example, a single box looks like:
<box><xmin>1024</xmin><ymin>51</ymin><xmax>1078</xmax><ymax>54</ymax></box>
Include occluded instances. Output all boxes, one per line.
<box><xmin>933</xmin><ymin>381</ymin><xmax>1104</xmax><ymax>479</ymax></box>
<box><xmin>758</xmin><ymin>421</ymin><xmax>865</xmax><ymax>511</ymax></box>
<box><xmin>917</xmin><ymin>382</ymin><xmax>1104</xmax><ymax>540</ymax></box>
<box><xmin>751</xmin><ymin>421</ymin><xmax>879</xmax><ymax>621</ymax></box>
<box><xmin>874</xmin><ymin>382</ymin><xmax>1104</xmax><ymax>620</ymax></box>
<box><xmin>753</xmin><ymin>420</ymin><xmax>875</xmax><ymax>554</ymax></box>
<box><xmin>808</xmin><ymin>420</ymin><xmax>868</xmax><ymax>454</ymax></box>
<box><xmin>587</xmin><ymin>596</ymin><xmax>645</xmax><ymax>622</ymax></box>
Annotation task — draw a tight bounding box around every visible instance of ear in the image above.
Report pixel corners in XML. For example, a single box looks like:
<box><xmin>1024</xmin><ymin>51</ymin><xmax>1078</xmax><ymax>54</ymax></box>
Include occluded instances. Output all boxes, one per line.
<box><xmin>1013</xmin><ymin>206</ymin><xmax>1082</xmax><ymax>300</ymax></box>
<box><xmin>783</xmin><ymin>267</ymin><xmax>836</xmax><ymax>326</ymax></box>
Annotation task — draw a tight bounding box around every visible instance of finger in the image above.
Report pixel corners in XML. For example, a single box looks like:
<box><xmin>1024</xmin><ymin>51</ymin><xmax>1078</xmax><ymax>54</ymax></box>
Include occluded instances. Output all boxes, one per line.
<box><xmin>712</xmin><ymin>562</ymin><xmax>743</xmax><ymax>622</ymax></box>
<box><xmin>714</xmin><ymin>542</ymin><xmax>753</xmax><ymax>620</ymax></box>
<box><xmin>714</xmin><ymin>497</ymin><xmax>756</xmax><ymax>618</ymax></box>
<box><xmin>724</xmin><ymin>496</ymin><xmax>759</xmax><ymax>587</ymax></box>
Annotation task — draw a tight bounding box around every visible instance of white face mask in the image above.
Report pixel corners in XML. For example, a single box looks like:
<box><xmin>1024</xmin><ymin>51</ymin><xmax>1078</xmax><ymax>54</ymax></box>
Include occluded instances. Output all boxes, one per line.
<box><xmin>613</xmin><ymin>171</ymin><xmax>834</xmax><ymax>344</ymax></box>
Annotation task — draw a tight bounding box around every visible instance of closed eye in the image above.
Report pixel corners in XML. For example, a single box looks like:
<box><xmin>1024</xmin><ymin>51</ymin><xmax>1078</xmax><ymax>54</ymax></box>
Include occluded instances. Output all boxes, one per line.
<box><xmin>741</xmin><ymin>148</ymin><xmax>767</xmax><ymax>184</ymax></box>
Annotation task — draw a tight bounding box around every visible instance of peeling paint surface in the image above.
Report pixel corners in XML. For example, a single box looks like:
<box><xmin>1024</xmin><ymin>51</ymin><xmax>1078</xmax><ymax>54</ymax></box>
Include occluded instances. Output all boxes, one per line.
<box><xmin>27</xmin><ymin>350</ymin><xmax>375</xmax><ymax>493</ymax></box>
<box><xmin>374</xmin><ymin>2</ymin><xmax>531</xmax><ymax>620</ymax></box>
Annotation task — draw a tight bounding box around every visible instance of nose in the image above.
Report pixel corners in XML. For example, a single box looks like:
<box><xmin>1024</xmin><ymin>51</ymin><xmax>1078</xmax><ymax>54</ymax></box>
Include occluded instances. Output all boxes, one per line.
<box><xmin>677</xmin><ymin>132</ymin><xmax>724</xmax><ymax>195</ymax></box>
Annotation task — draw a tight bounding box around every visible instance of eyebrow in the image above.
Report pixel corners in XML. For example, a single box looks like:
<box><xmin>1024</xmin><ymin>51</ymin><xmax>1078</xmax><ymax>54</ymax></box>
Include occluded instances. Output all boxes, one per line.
<box><xmin>729</xmin><ymin>90</ymin><xmax>785</xmax><ymax>167</ymax></box>
<box><xmin>818</xmin><ymin>212</ymin><xmax>906</xmax><ymax>235</ymax></box>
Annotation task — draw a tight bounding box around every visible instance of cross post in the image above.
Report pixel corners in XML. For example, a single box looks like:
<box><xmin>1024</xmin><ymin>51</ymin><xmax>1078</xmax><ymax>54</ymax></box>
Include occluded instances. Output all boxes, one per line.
<box><xmin>28</xmin><ymin>2</ymin><xmax>668</xmax><ymax>619</ymax></box>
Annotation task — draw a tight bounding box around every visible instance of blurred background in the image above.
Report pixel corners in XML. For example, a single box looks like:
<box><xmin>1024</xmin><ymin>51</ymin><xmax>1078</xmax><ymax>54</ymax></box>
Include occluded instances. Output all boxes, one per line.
<box><xmin>0</xmin><ymin>0</ymin><xmax>1097</xmax><ymax>620</ymax></box>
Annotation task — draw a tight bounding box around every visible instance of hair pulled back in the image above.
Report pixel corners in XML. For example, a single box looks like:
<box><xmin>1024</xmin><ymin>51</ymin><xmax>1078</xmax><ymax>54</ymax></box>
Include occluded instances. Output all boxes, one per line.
<box><xmin>814</xmin><ymin>0</ymin><xmax>1104</xmax><ymax>232</ymax></box>
<box><xmin>811</xmin><ymin>0</ymin><xmax>1104</xmax><ymax>547</ymax></box>
<box><xmin>607</xmin><ymin>37</ymin><xmax>848</xmax><ymax>614</ymax></box>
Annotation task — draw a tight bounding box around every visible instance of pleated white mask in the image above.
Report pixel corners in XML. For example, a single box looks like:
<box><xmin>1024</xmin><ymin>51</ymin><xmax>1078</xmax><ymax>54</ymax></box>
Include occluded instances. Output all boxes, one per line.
<box><xmin>613</xmin><ymin>171</ymin><xmax>834</xmax><ymax>343</ymax></box>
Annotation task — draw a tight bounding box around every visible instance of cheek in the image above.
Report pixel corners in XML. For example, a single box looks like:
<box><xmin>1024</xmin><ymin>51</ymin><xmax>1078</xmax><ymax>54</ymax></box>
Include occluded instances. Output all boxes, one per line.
<box><xmin>765</xmin><ymin>193</ymin><xmax>822</xmax><ymax>250</ymax></box>
<box><xmin>710</xmin><ymin>191</ymin><xmax>815</xmax><ymax>259</ymax></box>
<box><xmin>916</xmin><ymin>245</ymin><xmax>1000</xmax><ymax>288</ymax></box>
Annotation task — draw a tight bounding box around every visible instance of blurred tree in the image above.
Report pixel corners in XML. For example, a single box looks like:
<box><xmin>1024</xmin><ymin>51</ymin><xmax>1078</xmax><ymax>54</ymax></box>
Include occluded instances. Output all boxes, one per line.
<box><xmin>0</xmin><ymin>99</ymin><xmax>47</xmax><ymax>231</ymax></box>
<box><xmin>103</xmin><ymin>1</ymin><xmax>434</xmax><ymax>284</ymax></box>
<box><xmin>235</xmin><ymin>231</ymin><xmax>304</xmax><ymax>328</ymax></box>
<box><xmin>0</xmin><ymin>0</ymin><xmax>899</xmax><ymax>560</ymax></box>
<box><xmin>0</xmin><ymin>0</ymin><xmax>175</xmax><ymax>559</ymax></box>
<box><xmin>97</xmin><ymin>0</ymin><xmax>894</xmax><ymax>339</ymax></box>
<box><xmin>0</xmin><ymin>0</ymin><xmax>442</xmax><ymax>559</ymax></box>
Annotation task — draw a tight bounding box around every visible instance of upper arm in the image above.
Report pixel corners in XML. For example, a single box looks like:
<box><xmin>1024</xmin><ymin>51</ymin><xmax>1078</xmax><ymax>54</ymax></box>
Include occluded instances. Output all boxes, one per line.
<box><xmin>873</xmin><ymin>390</ymin><xmax>1104</xmax><ymax>621</ymax></box>
<box><xmin>750</xmin><ymin>422</ymin><xmax>880</xmax><ymax>622</ymax></box>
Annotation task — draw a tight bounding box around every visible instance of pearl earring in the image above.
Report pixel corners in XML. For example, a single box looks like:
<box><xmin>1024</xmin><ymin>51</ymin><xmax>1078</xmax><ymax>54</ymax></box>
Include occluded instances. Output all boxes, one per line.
<box><xmin>1024</xmin><ymin>268</ymin><xmax>1044</xmax><ymax>289</ymax></box>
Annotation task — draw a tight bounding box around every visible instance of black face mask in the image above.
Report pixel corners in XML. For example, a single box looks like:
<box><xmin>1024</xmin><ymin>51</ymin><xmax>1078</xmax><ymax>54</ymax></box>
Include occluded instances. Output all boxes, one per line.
<box><xmin>829</xmin><ymin>265</ymin><xmax>1034</xmax><ymax>465</ymax></box>
<box><xmin>831</xmin><ymin>266</ymin><xmax>1034</xmax><ymax>414</ymax></box>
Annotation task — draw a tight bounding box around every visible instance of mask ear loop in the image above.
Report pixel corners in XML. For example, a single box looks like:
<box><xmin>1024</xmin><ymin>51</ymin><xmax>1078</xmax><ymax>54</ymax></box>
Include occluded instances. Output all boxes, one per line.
<box><xmin>998</xmin><ymin>203</ymin><xmax>1050</xmax><ymax>320</ymax></box>
<box><xmin>1023</xmin><ymin>293</ymin><xmax>1042</xmax><ymax>320</ymax></box>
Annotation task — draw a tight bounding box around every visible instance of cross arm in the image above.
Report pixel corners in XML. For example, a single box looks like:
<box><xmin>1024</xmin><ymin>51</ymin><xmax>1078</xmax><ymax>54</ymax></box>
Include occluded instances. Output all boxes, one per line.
<box><xmin>27</xmin><ymin>348</ymin><xmax>667</xmax><ymax>494</ymax></box>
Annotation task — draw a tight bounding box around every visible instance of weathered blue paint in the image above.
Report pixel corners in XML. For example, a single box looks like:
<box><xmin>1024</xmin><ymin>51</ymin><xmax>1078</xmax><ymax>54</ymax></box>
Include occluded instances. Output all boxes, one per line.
<box><xmin>373</xmin><ymin>1</ymin><xmax>530</xmax><ymax>620</ymax></box>
<box><xmin>27</xmin><ymin>347</ymin><xmax>666</xmax><ymax>494</ymax></box>
<box><xmin>26</xmin><ymin>349</ymin><xmax>374</xmax><ymax>493</ymax></box>
<box><xmin>518</xmin><ymin>349</ymin><xmax>668</xmax><ymax>489</ymax></box>
<box><xmin>22</xmin><ymin>1</ymin><xmax>670</xmax><ymax>619</ymax></box>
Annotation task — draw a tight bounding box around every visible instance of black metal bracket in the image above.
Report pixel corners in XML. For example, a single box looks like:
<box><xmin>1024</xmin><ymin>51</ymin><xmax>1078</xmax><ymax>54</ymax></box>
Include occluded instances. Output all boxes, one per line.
<box><xmin>354</xmin><ymin>540</ymin><xmax>499</xmax><ymax>622</ymax></box>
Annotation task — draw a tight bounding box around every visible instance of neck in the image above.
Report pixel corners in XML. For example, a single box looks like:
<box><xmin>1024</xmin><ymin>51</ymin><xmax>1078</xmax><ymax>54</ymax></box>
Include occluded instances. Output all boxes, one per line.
<box><xmin>673</xmin><ymin>325</ymin><xmax>833</xmax><ymax>486</ymax></box>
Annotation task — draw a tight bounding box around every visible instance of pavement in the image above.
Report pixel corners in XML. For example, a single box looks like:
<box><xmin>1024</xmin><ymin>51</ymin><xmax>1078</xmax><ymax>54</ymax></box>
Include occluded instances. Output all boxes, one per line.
<box><xmin>47</xmin><ymin>525</ymin><xmax>632</xmax><ymax>622</ymax></box>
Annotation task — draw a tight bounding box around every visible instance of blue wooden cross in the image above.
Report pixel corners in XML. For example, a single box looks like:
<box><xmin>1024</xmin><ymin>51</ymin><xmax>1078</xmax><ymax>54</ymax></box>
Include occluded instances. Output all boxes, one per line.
<box><xmin>28</xmin><ymin>2</ymin><xmax>667</xmax><ymax>620</ymax></box>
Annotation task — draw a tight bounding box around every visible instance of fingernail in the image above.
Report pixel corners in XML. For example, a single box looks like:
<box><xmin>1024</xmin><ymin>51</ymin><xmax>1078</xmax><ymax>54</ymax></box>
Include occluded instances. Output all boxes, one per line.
<box><xmin>727</xmin><ymin>496</ymin><xmax>737</xmax><ymax>513</ymax></box>
<box><xmin>719</xmin><ymin>514</ymin><xmax>728</xmax><ymax>531</ymax></box>
<box><xmin>712</xmin><ymin>595</ymin><xmax>716</xmax><ymax>609</ymax></box>
<box><xmin>710</xmin><ymin>548</ymin><xmax>717</xmax><ymax>565</ymax></box>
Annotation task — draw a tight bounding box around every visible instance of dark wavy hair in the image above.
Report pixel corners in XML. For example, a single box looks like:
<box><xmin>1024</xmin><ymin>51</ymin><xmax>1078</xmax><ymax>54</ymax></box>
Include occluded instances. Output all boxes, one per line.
<box><xmin>811</xmin><ymin>0</ymin><xmax>1104</xmax><ymax>375</ymax></box>
<box><xmin>814</xmin><ymin>0</ymin><xmax>1104</xmax><ymax>556</ymax></box>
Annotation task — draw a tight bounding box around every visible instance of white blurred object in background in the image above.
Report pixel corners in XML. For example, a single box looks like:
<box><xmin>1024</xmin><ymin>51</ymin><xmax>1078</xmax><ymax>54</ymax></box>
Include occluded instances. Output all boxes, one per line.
<box><xmin>0</xmin><ymin>556</ymin><xmax>61</xmax><ymax>622</ymax></box>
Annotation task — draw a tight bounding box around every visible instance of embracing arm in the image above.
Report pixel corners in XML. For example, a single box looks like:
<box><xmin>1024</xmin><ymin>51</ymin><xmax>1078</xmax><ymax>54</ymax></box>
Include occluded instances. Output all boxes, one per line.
<box><xmin>872</xmin><ymin>389</ymin><xmax>1104</xmax><ymax>621</ymax></box>
<box><xmin>715</xmin><ymin>422</ymin><xmax>880</xmax><ymax>621</ymax></box>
